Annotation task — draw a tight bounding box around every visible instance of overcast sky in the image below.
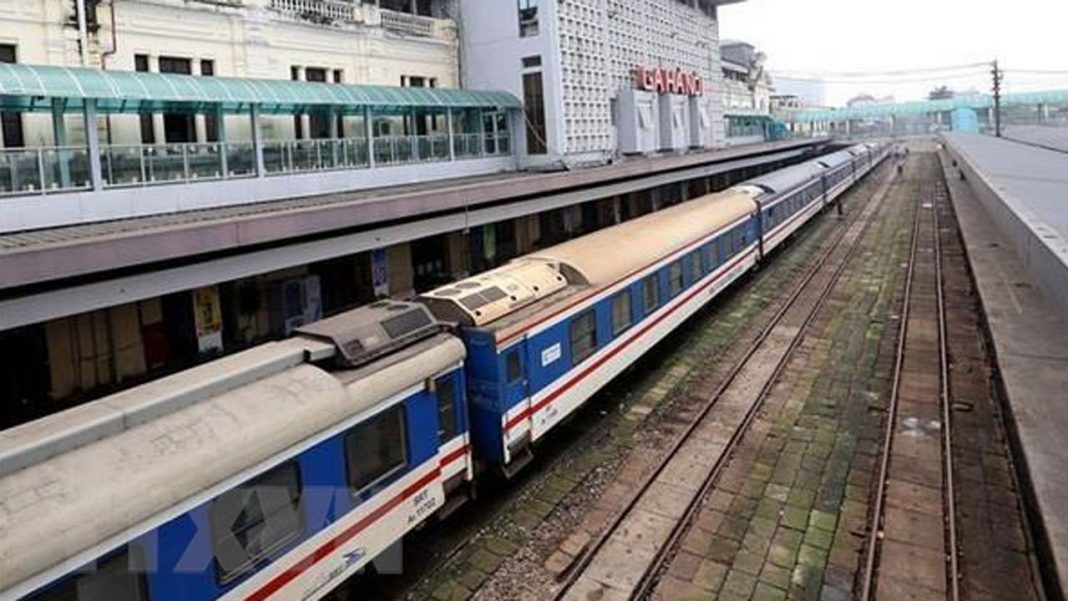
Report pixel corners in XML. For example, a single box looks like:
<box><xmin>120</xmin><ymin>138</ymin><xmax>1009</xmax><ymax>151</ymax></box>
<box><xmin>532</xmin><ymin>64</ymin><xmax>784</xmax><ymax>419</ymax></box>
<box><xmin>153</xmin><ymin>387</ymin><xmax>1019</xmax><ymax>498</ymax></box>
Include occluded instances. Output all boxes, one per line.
<box><xmin>719</xmin><ymin>0</ymin><xmax>1068</xmax><ymax>106</ymax></box>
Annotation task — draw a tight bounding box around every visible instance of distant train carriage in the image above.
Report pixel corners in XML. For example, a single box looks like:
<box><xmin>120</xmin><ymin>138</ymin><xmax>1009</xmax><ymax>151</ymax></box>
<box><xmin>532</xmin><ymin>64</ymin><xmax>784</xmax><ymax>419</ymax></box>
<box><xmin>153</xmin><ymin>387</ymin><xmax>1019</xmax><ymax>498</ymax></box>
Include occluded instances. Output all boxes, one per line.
<box><xmin>0</xmin><ymin>302</ymin><xmax>472</xmax><ymax>601</ymax></box>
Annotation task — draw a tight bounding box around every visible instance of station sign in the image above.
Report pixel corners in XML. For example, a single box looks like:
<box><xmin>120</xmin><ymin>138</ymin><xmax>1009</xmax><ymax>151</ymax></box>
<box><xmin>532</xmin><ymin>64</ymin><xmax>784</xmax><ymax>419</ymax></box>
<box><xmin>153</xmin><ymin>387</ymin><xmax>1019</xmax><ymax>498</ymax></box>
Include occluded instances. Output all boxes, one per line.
<box><xmin>634</xmin><ymin>65</ymin><xmax>704</xmax><ymax>97</ymax></box>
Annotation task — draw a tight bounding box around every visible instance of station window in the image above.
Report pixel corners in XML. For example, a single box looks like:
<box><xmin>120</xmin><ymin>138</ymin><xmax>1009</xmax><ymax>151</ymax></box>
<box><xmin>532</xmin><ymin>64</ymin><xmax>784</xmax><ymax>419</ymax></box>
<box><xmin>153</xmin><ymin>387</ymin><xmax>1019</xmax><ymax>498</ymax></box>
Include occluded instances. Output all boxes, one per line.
<box><xmin>569</xmin><ymin>310</ymin><xmax>598</xmax><ymax>365</ymax></box>
<box><xmin>690</xmin><ymin>250</ymin><xmax>703</xmax><ymax>283</ymax></box>
<box><xmin>25</xmin><ymin>549</ymin><xmax>149</xmax><ymax>601</ymax></box>
<box><xmin>642</xmin><ymin>275</ymin><xmax>659</xmax><ymax>314</ymax></box>
<box><xmin>437</xmin><ymin>376</ymin><xmax>457</xmax><ymax>443</ymax></box>
<box><xmin>210</xmin><ymin>462</ymin><xmax>304</xmax><ymax>584</ymax></box>
<box><xmin>611</xmin><ymin>291</ymin><xmax>632</xmax><ymax>335</ymax></box>
<box><xmin>505</xmin><ymin>350</ymin><xmax>522</xmax><ymax>383</ymax></box>
<box><xmin>345</xmin><ymin>405</ymin><xmax>408</xmax><ymax>495</ymax></box>
<box><xmin>518</xmin><ymin>0</ymin><xmax>538</xmax><ymax>37</ymax></box>
<box><xmin>668</xmin><ymin>261</ymin><xmax>684</xmax><ymax>296</ymax></box>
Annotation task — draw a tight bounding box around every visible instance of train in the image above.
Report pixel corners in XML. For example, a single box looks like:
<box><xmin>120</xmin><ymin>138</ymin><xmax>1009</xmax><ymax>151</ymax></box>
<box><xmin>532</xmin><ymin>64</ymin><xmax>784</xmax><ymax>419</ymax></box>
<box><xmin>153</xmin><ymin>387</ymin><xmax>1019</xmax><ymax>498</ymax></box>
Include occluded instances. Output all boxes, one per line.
<box><xmin>0</xmin><ymin>142</ymin><xmax>888</xmax><ymax>601</ymax></box>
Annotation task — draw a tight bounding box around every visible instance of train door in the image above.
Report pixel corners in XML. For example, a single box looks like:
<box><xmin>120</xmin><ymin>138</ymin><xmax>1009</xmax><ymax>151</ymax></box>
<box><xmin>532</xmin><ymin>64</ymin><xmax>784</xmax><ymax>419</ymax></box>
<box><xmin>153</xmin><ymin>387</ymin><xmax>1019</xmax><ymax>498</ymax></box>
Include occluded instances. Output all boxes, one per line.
<box><xmin>499</xmin><ymin>340</ymin><xmax>533</xmax><ymax>477</ymax></box>
<box><xmin>501</xmin><ymin>343</ymin><xmax>528</xmax><ymax>409</ymax></box>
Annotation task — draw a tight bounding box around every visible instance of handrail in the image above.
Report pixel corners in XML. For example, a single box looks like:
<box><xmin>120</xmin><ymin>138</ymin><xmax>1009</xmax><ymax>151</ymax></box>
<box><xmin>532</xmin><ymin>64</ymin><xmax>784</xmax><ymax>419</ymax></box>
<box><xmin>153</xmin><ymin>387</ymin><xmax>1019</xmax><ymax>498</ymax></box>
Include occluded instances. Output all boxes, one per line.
<box><xmin>0</xmin><ymin>134</ymin><xmax>511</xmax><ymax>197</ymax></box>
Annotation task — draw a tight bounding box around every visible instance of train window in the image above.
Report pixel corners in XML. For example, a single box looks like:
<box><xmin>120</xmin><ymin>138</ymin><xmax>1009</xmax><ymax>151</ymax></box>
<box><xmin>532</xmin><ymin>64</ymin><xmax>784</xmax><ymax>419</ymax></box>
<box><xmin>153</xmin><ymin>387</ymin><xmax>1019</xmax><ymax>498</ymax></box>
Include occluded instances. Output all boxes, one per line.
<box><xmin>505</xmin><ymin>350</ymin><xmax>522</xmax><ymax>383</ymax></box>
<box><xmin>611</xmin><ymin>291</ymin><xmax>632</xmax><ymax>335</ymax></box>
<box><xmin>211</xmin><ymin>461</ymin><xmax>303</xmax><ymax>584</ymax></box>
<box><xmin>345</xmin><ymin>405</ymin><xmax>408</xmax><ymax>497</ymax></box>
<box><xmin>437</xmin><ymin>377</ymin><xmax>457</xmax><ymax>443</ymax></box>
<box><xmin>668</xmin><ymin>261</ymin><xmax>684</xmax><ymax>296</ymax></box>
<box><xmin>569</xmin><ymin>309</ymin><xmax>598</xmax><ymax>365</ymax></box>
<box><xmin>734</xmin><ymin>228</ymin><xmax>746</xmax><ymax>252</ymax></box>
<box><xmin>718</xmin><ymin>234</ymin><xmax>731</xmax><ymax>259</ymax></box>
<box><xmin>642</xmin><ymin>275</ymin><xmax>659</xmax><ymax>314</ymax></box>
<box><xmin>708</xmin><ymin>242</ymin><xmax>719</xmax><ymax>269</ymax></box>
<box><xmin>25</xmin><ymin>550</ymin><xmax>149</xmax><ymax>601</ymax></box>
<box><xmin>689</xmin><ymin>250</ymin><xmax>703</xmax><ymax>283</ymax></box>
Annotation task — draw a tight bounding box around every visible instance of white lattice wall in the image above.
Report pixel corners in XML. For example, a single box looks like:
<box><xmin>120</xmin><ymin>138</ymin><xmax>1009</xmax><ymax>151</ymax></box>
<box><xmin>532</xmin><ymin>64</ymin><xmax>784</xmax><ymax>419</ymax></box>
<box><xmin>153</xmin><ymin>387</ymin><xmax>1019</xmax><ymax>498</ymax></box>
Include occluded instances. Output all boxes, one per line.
<box><xmin>556</xmin><ymin>0</ymin><xmax>723</xmax><ymax>157</ymax></box>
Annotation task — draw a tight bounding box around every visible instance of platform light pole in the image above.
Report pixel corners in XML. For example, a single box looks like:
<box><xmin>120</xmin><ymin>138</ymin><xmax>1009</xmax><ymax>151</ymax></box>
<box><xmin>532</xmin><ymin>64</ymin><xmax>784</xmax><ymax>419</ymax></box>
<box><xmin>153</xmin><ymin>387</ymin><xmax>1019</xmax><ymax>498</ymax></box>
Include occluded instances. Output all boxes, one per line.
<box><xmin>991</xmin><ymin>59</ymin><xmax>1002</xmax><ymax>137</ymax></box>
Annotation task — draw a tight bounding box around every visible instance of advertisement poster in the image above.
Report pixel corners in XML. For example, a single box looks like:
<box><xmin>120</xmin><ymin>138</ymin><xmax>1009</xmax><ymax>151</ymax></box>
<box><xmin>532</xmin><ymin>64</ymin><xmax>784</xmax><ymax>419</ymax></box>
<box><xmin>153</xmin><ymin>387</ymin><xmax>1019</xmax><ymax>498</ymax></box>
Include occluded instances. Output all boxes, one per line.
<box><xmin>193</xmin><ymin>285</ymin><xmax>223</xmax><ymax>354</ymax></box>
<box><xmin>372</xmin><ymin>248</ymin><xmax>389</xmax><ymax>298</ymax></box>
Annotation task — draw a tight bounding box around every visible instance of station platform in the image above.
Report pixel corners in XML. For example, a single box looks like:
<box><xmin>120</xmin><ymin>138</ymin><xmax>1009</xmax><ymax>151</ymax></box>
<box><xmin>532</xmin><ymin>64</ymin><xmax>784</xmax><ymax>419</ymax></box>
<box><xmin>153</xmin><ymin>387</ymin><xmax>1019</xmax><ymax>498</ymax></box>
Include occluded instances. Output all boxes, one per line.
<box><xmin>941</xmin><ymin>132</ymin><xmax>1068</xmax><ymax>319</ymax></box>
<box><xmin>939</xmin><ymin>136</ymin><xmax>1068</xmax><ymax>597</ymax></box>
<box><xmin>1004</xmin><ymin>124</ymin><xmax>1068</xmax><ymax>153</ymax></box>
<box><xmin>0</xmin><ymin>138</ymin><xmax>826</xmax><ymax>290</ymax></box>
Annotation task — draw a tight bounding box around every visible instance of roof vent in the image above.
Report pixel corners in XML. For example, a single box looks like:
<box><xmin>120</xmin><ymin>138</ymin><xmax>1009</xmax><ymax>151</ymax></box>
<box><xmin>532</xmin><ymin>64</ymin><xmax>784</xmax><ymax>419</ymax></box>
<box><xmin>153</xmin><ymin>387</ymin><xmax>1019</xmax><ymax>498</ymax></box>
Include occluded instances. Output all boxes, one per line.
<box><xmin>296</xmin><ymin>301</ymin><xmax>445</xmax><ymax>368</ymax></box>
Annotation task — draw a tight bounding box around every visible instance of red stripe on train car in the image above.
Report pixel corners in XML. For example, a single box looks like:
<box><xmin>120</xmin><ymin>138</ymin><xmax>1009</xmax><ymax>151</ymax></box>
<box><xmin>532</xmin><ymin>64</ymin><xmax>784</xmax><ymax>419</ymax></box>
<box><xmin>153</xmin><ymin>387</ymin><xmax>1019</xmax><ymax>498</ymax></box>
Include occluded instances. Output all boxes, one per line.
<box><xmin>245</xmin><ymin>445</ymin><xmax>470</xmax><ymax>600</ymax></box>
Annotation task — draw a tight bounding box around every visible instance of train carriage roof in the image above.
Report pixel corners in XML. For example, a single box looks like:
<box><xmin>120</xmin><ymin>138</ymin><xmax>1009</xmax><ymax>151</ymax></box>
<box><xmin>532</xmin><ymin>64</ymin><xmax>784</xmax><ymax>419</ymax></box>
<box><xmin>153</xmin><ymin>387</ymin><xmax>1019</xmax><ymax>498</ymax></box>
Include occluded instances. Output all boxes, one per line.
<box><xmin>816</xmin><ymin>150</ymin><xmax>855</xmax><ymax>169</ymax></box>
<box><xmin>528</xmin><ymin>189</ymin><xmax>757</xmax><ymax>285</ymax></box>
<box><xmin>0</xmin><ymin>304</ymin><xmax>464</xmax><ymax>595</ymax></box>
<box><xmin>742</xmin><ymin>162</ymin><xmax>827</xmax><ymax>197</ymax></box>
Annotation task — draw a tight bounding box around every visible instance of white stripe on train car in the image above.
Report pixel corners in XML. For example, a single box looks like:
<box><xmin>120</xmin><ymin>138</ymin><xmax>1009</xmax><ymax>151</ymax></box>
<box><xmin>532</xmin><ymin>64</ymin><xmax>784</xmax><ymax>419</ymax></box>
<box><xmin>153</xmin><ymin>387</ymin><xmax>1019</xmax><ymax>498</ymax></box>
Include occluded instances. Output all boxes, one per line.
<box><xmin>518</xmin><ymin>245</ymin><xmax>758</xmax><ymax>442</ymax></box>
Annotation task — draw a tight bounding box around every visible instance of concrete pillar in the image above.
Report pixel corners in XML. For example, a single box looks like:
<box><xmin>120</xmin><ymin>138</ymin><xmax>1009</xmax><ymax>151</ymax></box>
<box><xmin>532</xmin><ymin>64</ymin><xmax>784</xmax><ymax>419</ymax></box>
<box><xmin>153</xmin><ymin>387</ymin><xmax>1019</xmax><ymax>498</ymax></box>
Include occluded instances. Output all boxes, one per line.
<box><xmin>215</xmin><ymin>105</ymin><xmax>228</xmax><ymax>177</ymax></box>
<box><xmin>445</xmin><ymin>108</ymin><xmax>455</xmax><ymax>161</ymax></box>
<box><xmin>84</xmin><ymin>99</ymin><xmax>103</xmax><ymax>191</ymax></box>
<box><xmin>364</xmin><ymin>106</ymin><xmax>375</xmax><ymax>168</ymax></box>
<box><xmin>250</xmin><ymin>104</ymin><xmax>265</xmax><ymax>177</ymax></box>
<box><xmin>327</xmin><ymin>107</ymin><xmax>339</xmax><ymax>165</ymax></box>
<box><xmin>193</xmin><ymin>60</ymin><xmax>208</xmax><ymax>144</ymax></box>
<box><xmin>150</xmin><ymin>56</ymin><xmax>165</xmax><ymax>144</ymax></box>
<box><xmin>477</xmin><ymin>108</ymin><xmax>486</xmax><ymax>156</ymax></box>
<box><xmin>51</xmin><ymin>98</ymin><xmax>71</xmax><ymax>188</ymax></box>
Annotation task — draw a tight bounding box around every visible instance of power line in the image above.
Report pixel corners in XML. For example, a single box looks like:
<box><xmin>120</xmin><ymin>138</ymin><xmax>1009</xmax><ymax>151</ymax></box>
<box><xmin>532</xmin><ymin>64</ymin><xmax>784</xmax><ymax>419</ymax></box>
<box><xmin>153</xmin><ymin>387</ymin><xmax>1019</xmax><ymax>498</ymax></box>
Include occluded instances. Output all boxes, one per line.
<box><xmin>771</xmin><ymin>71</ymin><xmax>992</xmax><ymax>85</ymax></box>
<box><xmin>769</xmin><ymin>62</ymin><xmax>991</xmax><ymax>78</ymax></box>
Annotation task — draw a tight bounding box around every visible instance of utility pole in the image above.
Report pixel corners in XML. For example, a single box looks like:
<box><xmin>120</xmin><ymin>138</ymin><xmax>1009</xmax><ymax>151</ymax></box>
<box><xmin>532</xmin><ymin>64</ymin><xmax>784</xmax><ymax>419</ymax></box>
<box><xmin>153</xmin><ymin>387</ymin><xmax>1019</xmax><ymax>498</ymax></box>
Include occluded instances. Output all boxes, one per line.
<box><xmin>991</xmin><ymin>59</ymin><xmax>1002</xmax><ymax>137</ymax></box>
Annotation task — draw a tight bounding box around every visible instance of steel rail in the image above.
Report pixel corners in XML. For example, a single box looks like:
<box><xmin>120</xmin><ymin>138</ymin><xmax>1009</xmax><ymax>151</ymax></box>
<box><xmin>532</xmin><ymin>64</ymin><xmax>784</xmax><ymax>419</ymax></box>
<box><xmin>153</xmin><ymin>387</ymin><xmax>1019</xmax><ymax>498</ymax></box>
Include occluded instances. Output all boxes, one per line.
<box><xmin>934</xmin><ymin>177</ymin><xmax>962</xmax><ymax>601</ymax></box>
<box><xmin>858</xmin><ymin>162</ymin><xmax>924</xmax><ymax>601</ymax></box>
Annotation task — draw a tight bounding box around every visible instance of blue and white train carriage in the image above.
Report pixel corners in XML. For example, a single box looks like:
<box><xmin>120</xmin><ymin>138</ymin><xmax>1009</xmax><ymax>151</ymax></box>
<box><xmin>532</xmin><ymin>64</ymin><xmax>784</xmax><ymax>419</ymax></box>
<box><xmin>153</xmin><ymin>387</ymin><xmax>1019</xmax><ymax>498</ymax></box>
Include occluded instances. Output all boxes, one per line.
<box><xmin>0</xmin><ymin>302</ymin><xmax>472</xmax><ymax>601</ymax></box>
<box><xmin>419</xmin><ymin>190</ymin><xmax>762</xmax><ymax>474</ymax></box>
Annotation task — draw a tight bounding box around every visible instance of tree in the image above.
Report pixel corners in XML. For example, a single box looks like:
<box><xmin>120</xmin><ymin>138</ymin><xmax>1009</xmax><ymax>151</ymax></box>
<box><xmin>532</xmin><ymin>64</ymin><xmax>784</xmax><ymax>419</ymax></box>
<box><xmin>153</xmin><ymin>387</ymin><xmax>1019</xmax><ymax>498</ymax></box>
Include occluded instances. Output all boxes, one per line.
<box><xmin>929</xmin><ymin>86</ymin><xmax>955</xmax><ymax>100</ymax></box>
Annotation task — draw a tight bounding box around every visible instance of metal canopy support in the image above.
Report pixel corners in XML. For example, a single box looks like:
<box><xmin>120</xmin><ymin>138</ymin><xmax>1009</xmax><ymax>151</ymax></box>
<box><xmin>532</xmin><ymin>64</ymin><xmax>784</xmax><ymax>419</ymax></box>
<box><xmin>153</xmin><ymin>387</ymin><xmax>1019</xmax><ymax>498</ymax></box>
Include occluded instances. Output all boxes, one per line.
<box><xmin>215</xmin><ymin>105</ymin><xmax>228</xmax><ymax>177</ymax></box>
<box><xmin>250</xmin><ymin>104</ymin><xmax>265</xmax><ymax>177</ymax></box>
<box><xmin>446</xmin><ymin>108</ymin><xmax>455</xmax><ymax>161</ymax></box>
<box><xmin>51</xmin><ymin>98</ymin><xmax>71</xmax><ymax>187</ymax></box>
<box><xmin>364</xmin><ymin>105</ymin><xmax>375</xmax><ymax>168</ymax></box>
<box><xmin>83</xmin><ymin>99</ymin><xmax>103</xmax><ymax>191</ymax></box>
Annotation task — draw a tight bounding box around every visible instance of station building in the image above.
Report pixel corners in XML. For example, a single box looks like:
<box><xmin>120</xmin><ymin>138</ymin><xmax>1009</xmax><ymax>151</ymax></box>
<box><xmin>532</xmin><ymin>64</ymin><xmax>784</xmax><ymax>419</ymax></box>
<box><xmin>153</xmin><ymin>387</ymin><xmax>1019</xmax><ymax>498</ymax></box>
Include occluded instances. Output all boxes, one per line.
<box><xmin>2</xmin><ymin>0</ymin><xmax>460</xmax><ymax>147</ymax></box>
<box><xmin>459</xmin><ymin>0</ymin><xmax>742</xmax><ymax>166</ymax></box>
<box><xmin>718</xmin><ymin>40</ymin><xmax>776</xmax><ymax>144</ymax></box>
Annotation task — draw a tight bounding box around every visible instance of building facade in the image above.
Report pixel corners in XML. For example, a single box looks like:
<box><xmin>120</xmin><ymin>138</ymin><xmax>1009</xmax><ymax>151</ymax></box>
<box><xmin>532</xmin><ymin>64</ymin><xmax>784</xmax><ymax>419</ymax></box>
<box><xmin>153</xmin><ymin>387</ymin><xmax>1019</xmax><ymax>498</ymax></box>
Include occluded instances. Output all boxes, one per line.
<box><xmin>1</xmin><ymin>0</ymin><xmax>460</xmax><ymax>147</ymax></box>
<box><xmin>719</xmin><ymin>40</ymin><xmax>774</xmax><ymax>144</ymax></box>
<box><xmin>458</xmin><ymin>0</ymin><xmax>739</xmax><ymax>166</ymax></box>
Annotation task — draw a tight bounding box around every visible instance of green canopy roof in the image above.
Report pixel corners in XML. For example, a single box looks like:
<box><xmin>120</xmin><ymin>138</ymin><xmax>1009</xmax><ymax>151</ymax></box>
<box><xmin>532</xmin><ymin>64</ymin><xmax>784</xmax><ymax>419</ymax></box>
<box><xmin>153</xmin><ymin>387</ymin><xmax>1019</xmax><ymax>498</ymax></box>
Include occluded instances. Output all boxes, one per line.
<box><xmin>0</xmin><ymin>63</ymin><xmax>522</xmax><ymax>114</ymax></box>
<box><xmin>791</xmin><ymin>89</ymin><xmax>1068</xmax><ymax>122</ymax></box>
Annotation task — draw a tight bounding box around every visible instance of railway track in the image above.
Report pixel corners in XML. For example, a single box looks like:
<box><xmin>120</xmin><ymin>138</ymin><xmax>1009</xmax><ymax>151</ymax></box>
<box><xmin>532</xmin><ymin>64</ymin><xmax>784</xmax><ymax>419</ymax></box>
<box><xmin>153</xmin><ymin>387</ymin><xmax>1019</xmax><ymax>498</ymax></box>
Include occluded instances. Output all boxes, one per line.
<box><xmin>856</xmin><ymin>155</ymin><xmax>961</xmax><ymax>601</ymax></box>
<box><xmin>551</xmin><ymin>159</ymin><xmax>898</xmax><ymax>601</ymax></box>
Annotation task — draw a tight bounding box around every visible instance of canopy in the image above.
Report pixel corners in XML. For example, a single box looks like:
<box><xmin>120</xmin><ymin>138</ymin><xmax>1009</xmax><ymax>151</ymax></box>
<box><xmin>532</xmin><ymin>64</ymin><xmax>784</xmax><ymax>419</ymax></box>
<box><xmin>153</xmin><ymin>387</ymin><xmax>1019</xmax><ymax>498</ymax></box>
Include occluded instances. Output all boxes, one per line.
<box><xmin>0</xmin><ymin>62</ymin><xmax>522</xmax><ymax>114</ymax></box>
<box><xmin>792</xmin><ymin>89</ymin><xmax>1068</xmax><ymax>122</ymax></box>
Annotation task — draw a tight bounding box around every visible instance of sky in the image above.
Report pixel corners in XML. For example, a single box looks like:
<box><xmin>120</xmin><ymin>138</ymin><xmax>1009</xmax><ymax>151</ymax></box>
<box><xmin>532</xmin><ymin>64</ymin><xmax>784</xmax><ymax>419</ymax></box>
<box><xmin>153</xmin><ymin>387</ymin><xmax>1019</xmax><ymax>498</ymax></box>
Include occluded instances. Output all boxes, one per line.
<box><xmin>718</xmin><ymin>0</ymin><xmax>1068</xmax><ymax>106</ymax></box>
